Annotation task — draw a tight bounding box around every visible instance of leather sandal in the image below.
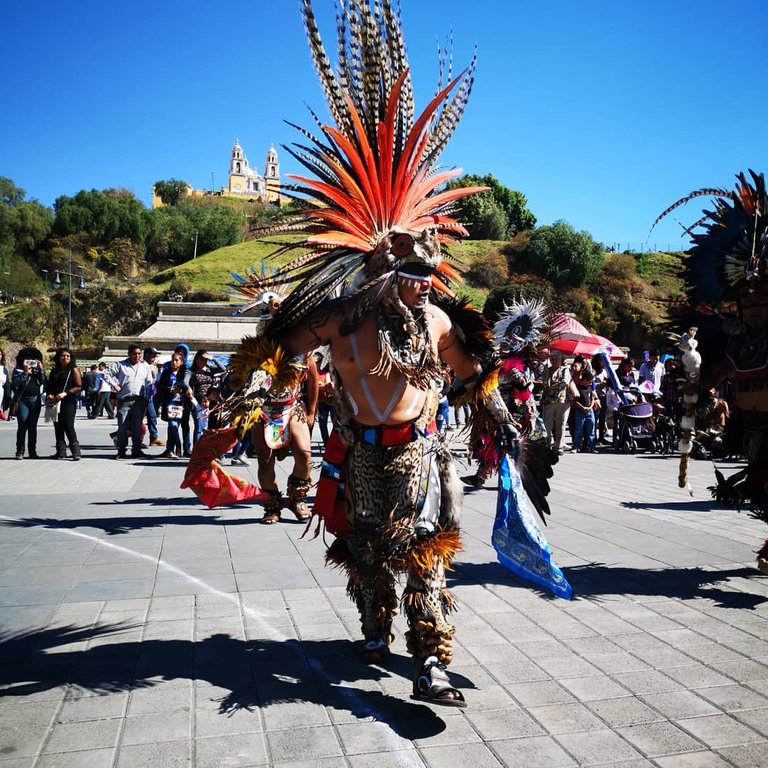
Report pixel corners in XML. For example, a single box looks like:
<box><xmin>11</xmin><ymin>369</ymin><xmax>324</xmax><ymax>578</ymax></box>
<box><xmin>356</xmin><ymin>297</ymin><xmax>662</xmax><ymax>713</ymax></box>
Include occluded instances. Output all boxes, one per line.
<box><xmin>261</xmin><ymin>490</ymin><xmax>283</xmax><ymax>525</ymax></box>
<box><xmin>360</xmin><ymin>638</ymin><xmax>390</xmax><ymax>664</ymax></box>
<box><xmin>261</xmin><ymin>510</ymin><xmax>281</xmax><ymax>525</ymax></box>
<box><xmin>411</xmin><ymin>656</ymin><xmax>466</xmax><ymax>708</ymax></box>
<box><xmin>289</xmin><ymin>501</ymin><xmax>311</xmax><ymax>522</ymax></box>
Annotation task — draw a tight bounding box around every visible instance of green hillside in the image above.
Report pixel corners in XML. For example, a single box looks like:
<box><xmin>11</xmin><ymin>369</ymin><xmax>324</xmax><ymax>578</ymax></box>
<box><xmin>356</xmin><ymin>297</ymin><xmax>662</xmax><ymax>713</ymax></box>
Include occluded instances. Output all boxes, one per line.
<box><xmin>140</xmin><ymin>235</ymin><xmax>501</xmax><ymax>308</ymax></box>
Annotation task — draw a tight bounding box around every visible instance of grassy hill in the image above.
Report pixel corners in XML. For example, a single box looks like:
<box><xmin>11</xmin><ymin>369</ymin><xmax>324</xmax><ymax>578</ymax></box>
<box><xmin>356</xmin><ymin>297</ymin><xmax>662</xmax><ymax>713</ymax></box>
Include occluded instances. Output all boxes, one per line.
<box><xmin>140</xmin><ymin>235</ymin><xmax>502</xmax><ymax>309</ymax></box>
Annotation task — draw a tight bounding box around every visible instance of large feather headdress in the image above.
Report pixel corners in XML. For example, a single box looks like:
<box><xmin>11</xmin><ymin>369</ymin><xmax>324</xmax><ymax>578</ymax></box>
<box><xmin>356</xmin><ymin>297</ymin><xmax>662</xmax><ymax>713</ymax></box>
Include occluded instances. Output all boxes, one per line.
<box><xmin>493</xmin><ymin>297</ymin><xmax>548</xmax><ymax>353</ymax></box>
<box><xmin>233</xmin><ymin>0</ymin><xmax>486</xmax><ymax>332</ymax></box>
<box><xmin>652</xmin><ymin>170</ymin><xmax>767</xmax><ymax>305</ymax></box>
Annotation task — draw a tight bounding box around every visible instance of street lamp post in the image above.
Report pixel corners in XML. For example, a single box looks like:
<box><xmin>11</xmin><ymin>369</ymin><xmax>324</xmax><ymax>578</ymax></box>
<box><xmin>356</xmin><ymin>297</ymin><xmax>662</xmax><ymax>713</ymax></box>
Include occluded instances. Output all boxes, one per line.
<box><xmin>53</xmin><ymin>252</ymin><xmax>85</xmax><ymax>350</ymax></box>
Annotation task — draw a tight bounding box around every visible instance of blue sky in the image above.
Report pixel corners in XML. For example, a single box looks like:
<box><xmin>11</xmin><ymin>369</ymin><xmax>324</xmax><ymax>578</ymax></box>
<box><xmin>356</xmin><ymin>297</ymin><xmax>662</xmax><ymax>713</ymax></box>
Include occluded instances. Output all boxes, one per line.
<box><xmin>2</xmin><ymin>0</ymin><xmax>766</xmax><ymax>250</ymax></box>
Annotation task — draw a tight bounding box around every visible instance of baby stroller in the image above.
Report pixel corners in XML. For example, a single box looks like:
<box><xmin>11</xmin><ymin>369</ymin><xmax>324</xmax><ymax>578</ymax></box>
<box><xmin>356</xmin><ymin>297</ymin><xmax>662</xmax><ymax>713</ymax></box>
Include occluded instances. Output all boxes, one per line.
<box><xmin>614</xmin><ymin>400</ymin><xmax>655</xmax><ymax>453</ymax></box>
<box><xmin>652</xmin><ymin>407</ymin><xmax>676</xmax><ymax>454</ymax></box>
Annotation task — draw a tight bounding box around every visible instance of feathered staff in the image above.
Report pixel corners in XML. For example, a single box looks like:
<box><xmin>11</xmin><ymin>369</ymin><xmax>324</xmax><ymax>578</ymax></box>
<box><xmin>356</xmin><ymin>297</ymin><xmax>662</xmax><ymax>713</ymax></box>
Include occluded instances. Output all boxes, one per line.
<box><xmin>230</xmin><ymin>0</ymin><xmax>488</xmax><ymax>334</ymax></box>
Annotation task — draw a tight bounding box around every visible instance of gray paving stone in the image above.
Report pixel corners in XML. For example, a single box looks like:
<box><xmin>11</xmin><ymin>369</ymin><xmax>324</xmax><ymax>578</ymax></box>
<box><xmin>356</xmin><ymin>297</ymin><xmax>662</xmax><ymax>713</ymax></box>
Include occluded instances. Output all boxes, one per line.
<box><xmin>194</xmin><ymin>733</ymin><xmax>267</xmax><ymax>767</ymax></box>
<box><xmin>708</xmin><ymin>659</ymin><xmax>768</xmax><ymax>683</ymax></box>
<box><xmin>488</xmin><ymin>735</ymin><xmax>577</xmax><ymax>766</ymax></box>
<box><xmin>716</xmin><ymin>742</ymin><xmax>768</xmax><ymax>767</ymax></box>
<box><xmin>266</xmin><ymin>725</ymin><xmax>343</xmax><ymax>762</ymax></box>
<box><xmin>35</xmin><ymin>749</ymin><xmax>115</xmax><ymax>768</ymax></box>
<box><xmin>553</xmin><ymin>729</ymin><xmax>644</xmax><ymax>764</ymax></box>
<box><xmin>528</xmin><ymin>701</ymin><xmax>606</xmax><ymax>734</ymax></box>
<box><xmin>120</xmin><ymin>709</ymin><xmax>191</xmax><ymax>745</ymax></box>
<box><xmin>505</xmin><ymin>680</ymin><xmax>576</xmax><ymax>707</ymax></box>
<box><xmin>585</xmin><ymin>697</ymin><xmax>664</xmax><ymax>728</ymax></box>
<box><xmin>730</xmin><ymin>708</ymin><xmax>768</xmax><ymax>738</ymax></box>
<box><xmin>654</xmin><ymin>753</ymin><xmax>731</xmax><ymax>768</ymax></box>
<box><xmin>617</xmin><ymin>721</ymin><xmax>706</xmax><ymax>757</ymax></box>
<box><xmin>347</xmin><ymin>750</ymin><xmax>427</xmax><ymax>767</ymax></box>
<box><xmin>127</xmin><ymin>681</ymin><xmax>192</xmax><ymax>715</ymax></box>
<box><xmin>115</xmin><ymin>739</ymin><xmax>191</xmax><ymax>768</ymax></box>
<box><xmin>335</xmin><ymin>721</ymin><xmax>416</xmax><ymax>755</ymax></box>
<box><xmin>56</xmin><ymin>691</ymin><xmax>128</xmax><ymax>722</ymax></box>
<box><xmin>464</xmin><ymin>708</ymin><xmax>545</xmax><ymax>741</ymax></box>
<box><xmin>398</xmin><ymin>713</ymin><xmax>482</xmax><ymax>748</ymax></box>
<box><xmin>558</xmin><ymin>675</ymin><xmax>632</xmax><ymax>702</ymax></box>
<box><xmin>676</xmin><ymin>714</ymin><xmax>765</xmax><ymax>749</ymax></box>
<box><xmin>274</xmin><ymin>759</ymin><xmax>347</xmax><ymax>768</ymax></box>
<box><xmin>44</xmin><ymin>718</ymin><xmax>121</xmax><ymax>753</ymax></box>
<box><xmin>638</xmin><ymin>690</ymin><xmax>721</xmax><ymax>720</ymax></box>
<box><xmin>611</xmin><ymin>670</ymin><xmax>685</xmax><ymax>695</ymax></box>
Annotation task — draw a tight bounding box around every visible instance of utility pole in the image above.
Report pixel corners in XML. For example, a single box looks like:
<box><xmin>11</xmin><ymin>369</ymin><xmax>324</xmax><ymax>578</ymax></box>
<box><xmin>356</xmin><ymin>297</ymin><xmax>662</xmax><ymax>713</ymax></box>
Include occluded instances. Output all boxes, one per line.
<box><xmin>193</xmin><ymin>231</ymin><xmax>199</xmax><ymax>260</ymax></box>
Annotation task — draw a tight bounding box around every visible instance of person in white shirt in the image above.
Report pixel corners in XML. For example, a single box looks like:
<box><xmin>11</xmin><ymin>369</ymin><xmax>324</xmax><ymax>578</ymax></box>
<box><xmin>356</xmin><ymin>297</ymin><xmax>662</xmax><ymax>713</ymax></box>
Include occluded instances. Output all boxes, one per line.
<box><xmin>107</xmin><ymin>344</ymin><xmax>154</xmax><ymax>459</ymax></box>
<box><xmin>638</xmin><ymin>350</ymin><xmax>664</xmax><ymax>392</ymax></box>
<box><xmin>95</xmin><ymin>362</ymin><xmax>117</xmax><ymax>418</ymax></box>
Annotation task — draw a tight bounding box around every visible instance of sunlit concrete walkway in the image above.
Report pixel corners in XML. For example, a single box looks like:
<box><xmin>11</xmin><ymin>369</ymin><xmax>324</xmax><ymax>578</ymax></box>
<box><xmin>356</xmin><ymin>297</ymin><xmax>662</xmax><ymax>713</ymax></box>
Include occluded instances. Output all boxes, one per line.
<box><xmin>1</xmin><ymin>416</ymin><xmax>767</xmax><ymax>767</ymax></box>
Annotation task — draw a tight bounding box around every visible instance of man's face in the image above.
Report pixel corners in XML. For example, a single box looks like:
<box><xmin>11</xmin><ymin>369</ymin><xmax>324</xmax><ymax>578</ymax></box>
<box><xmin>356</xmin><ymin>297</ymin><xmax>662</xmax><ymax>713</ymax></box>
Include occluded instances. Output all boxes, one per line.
<box><xmin>396</xmin><ymin>271</ymin><xmax>432</xmax><ymax>309</ymax></box>
<box><xmin>129</xmin><ymin>349</ymin><xmax>142</xmax><ymax>363</ymax></box>
<box><xmin>650</xmin><ymin>355</ymin><xmax>659</xmax><ymax>366</ymax></box>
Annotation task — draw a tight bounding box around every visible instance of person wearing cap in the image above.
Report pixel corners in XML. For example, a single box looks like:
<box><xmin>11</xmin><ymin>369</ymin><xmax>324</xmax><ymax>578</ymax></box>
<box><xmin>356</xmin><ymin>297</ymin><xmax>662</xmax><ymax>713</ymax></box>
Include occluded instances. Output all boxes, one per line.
<box><xmin>143</xmin><ymin>347</ymin><xmax>165</xmax><ymax>447</ymax></box>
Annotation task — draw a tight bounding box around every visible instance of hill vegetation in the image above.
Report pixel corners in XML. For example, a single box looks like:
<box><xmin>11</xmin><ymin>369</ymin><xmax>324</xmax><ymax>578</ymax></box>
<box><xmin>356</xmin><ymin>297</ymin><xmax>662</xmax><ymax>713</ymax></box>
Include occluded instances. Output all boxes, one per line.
<box><xmin>0</xmin><ymin>174</ymin><xmax>686</xmax><ymax>362</ymax></box>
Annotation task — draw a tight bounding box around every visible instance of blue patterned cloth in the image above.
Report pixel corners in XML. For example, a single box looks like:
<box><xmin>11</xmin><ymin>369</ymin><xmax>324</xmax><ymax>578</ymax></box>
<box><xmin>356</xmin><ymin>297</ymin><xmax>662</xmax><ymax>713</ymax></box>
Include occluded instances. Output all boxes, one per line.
<box><xmin>492</xmin><ymin>454</ymin><xmax>573</xmax><ymax>599</ymax></box>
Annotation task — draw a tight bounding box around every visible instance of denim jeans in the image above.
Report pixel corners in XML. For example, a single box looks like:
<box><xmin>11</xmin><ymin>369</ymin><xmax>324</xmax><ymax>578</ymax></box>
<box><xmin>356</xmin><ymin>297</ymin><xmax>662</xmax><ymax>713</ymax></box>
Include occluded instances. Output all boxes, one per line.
<box><xmin>116</xmin><ymin>398</ymin><xmax>148</xmax><ymax>454</ymax></box>
<box><xmin>573</xmin><ymin>409</ymin><xmax>596</xmax><ymax>451</ymax></box>
<box><xmin>16</xmin><ymin>397</ymin><xmax>41</xmax><ymax>454</ymax></box>
<box><xmin>145</xmin><ymin>397</ymin><xmax>159</xmax><ymax>441</ymax></box>
<box><xmin>166</xmin><ymin>419</ymin><xmax>182</xmax><ymax>455</ymax></box>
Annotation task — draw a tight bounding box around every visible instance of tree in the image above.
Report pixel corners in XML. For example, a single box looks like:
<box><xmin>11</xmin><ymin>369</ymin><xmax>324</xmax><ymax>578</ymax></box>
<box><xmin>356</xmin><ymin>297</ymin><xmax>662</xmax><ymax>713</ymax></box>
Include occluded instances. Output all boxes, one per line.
<box><xmin>445</xmin><ymin>173</ymin><xmax>536</xmax><ymax>238</ymax></box>
<box><xmin>53</xmin><ymin>189</ymin><xmax>148</xmax><ymax>245</ymax></box>
<box><xmin>0</xmin><ymin>177</ymin><xmax>53</xmax><ymax>278</ymax></box>
<box><xmin>153</xmin><ymin>179</ymin><xmax>190</xmax><ymax>207</ymax></box>
<box><xmin>520</xmin><ymin>220</ymin><xmax>604</xmax><ymax>289</ymax></box>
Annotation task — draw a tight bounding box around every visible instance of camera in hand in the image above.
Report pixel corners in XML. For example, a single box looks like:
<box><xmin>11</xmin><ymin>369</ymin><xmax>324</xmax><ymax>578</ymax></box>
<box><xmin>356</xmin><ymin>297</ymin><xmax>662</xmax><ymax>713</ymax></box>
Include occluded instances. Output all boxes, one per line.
<box><xmin>24</xmin><ymin>360</ymin><xmax>38</xmax><ymax>368</ymax></box>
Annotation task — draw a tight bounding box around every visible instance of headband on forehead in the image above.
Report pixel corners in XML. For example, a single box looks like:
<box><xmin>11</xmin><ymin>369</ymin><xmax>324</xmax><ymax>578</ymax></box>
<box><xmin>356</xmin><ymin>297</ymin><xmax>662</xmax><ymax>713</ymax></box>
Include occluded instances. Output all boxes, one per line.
<box><xmin>398</xmin><ymin>262</ymin><xmax>435</xmax><ymax>281</ymax></box>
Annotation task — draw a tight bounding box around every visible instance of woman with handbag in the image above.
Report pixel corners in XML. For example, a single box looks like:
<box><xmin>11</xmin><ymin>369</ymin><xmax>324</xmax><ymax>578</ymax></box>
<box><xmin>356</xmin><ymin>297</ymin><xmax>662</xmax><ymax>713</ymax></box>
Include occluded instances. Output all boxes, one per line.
<box><xmin>10</xmin><ymin>347</ymin><xmax>46</xmax><ymax>459</ymax></box>
<box><xmin>46</xmin><ymin>348</ymin><xmax>83</xmax><ymax>460</ymax></box>
<box><xmin>156</xmin><ymin>352</ymin><xmax>189</xmax><ymax>459</ymax></box>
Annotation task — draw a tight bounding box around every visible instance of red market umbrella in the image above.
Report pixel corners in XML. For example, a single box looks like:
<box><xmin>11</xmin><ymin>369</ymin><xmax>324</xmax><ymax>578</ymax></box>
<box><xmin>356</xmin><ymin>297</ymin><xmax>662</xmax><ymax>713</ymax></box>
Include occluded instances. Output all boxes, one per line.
<box><xmin>550</xmin><ymin>315</ymin><xmax>625</xmax><ymax>360</ymax></box>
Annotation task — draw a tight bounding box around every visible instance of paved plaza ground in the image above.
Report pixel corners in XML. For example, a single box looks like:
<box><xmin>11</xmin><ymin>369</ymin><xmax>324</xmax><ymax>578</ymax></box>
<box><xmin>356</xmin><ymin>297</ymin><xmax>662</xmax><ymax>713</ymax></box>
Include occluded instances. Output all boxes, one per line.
<box><xmin>1</xmin><ymin>415</ymin><xmax>767</xmax><ymax>767</ymax></box>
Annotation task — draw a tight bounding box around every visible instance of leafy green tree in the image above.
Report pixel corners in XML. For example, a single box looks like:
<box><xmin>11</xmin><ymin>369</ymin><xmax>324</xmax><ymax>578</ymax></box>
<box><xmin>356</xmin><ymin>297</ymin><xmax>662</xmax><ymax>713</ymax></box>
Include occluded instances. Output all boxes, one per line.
<box><xmin>520</xmin><ymin>220</ymin><xmax>604</xmax><ymax>289</ymax></box>
<box><xmin>153</xmin><ymin>179</ymin><xmax>190</xmax><ymax>207</ymax></box>
<box><xmin>53</xmin><ymin>189</ymin><xmax>147</xmax><ymax>245</ymax></box>
<box><xmin>158</xmin><ymin>202</ymin><xmax>245</xmax><ymax>264</ymax></box>
<box><xmin>445</xmin><ymin>173</ymin><xmax>536</xmax><ymax>238</ymax></box>
<box><xmin>0</xmin><ymin>178</ymin><xmax>53</xmax><ymax>269</ymax></box>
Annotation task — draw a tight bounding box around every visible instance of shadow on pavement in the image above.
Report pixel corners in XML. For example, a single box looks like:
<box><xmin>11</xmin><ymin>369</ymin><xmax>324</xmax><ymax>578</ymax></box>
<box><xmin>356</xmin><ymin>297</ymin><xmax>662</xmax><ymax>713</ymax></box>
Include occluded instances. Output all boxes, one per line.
<box><xmin>452</xmin><ymin>561</ymin><xmax>767</xmax><ymax>609</ymax></box>
<box><xmin>0</xmin><ymin>623</ymin><xmax>449</xmax><ymax>737</ymax></box>
<box><xmin>622</xmin><ymin>500</ymin><xmax>721</xmax><ymax>512</ymax></box>
<box><xmin>0</xmin><ymin>514</ymin><xmax>263</xmax><ymax>535</ymax></box>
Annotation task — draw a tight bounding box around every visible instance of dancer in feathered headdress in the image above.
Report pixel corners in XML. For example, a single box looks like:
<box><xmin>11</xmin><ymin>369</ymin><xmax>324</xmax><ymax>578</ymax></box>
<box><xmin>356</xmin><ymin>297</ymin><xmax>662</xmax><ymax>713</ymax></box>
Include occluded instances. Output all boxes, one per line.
<box><xmin>654</xmin><ymin>170</ymin><xmax>768</xmax><ymax>572</ymax></box>
<box><xmin>195</xmin><ymin>0</ymin><xmax>570</xmax><ymax>706</ymax></box>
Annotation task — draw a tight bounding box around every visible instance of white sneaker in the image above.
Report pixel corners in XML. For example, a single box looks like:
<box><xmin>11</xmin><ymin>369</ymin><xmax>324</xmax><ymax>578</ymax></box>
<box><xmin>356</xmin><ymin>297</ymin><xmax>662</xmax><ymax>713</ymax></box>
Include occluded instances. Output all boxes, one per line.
<box><xmin>231</xmin><ymin>454</ymin><xmax>251</xmax><ymax>466</ymax></box>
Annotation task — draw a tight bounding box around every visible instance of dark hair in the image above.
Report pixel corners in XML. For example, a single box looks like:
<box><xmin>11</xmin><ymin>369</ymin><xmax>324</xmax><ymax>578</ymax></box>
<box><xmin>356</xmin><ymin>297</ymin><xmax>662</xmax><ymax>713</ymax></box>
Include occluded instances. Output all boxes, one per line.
<box><xmin>15</xmin><ymin>347</ymin><xmax>43</xmax><ymax>368</ymax></box>
<box><xmin>193</xmin><ymin>350</ymin><xmax>209</xmax><ymax>366</ymax></box>
<box><xmin>573</xmin><ymin>354</ymin><xmax>585</xmax><ymax>364</ymax></box>
<box><xmin>128</xmin><ymin>344</ymin><xmax>142</xmax><ymax>355</ymax></box>
<box><xmin>90</xmin><ymin>364</ymin><xmax>98</xmax><ymax>371</ymax></box>
<box><xmin>581</xmin><ymin>369</ymin><xmax>594</xmax><ymax>381</ymax></box>
<box><xmin>53</xmin><ymin>347</ymin><xmax>77</xmax><ymax>371</ymax></box>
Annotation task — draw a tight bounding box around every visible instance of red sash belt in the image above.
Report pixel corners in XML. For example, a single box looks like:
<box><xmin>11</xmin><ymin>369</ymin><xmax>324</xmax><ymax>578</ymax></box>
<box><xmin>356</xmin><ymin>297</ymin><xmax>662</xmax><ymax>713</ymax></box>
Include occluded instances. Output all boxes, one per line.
<box><xmin>350</xmin><ymin>418</ymin><xmax>438</xmax><ymax>447</ymax></box>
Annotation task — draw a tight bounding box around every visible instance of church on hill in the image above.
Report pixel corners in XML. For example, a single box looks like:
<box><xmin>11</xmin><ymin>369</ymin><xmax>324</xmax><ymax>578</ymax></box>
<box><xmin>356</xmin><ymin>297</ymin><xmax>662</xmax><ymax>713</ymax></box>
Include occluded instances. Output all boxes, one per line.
<box><xmin>152</xmin><ymin>140</ymin><xmax>282</xmax><ymax>207</ymax></box>
<box><xmin>227</xmin><ymin>139</ymin><xmax>280</xmax><ymax>202</ymax></box>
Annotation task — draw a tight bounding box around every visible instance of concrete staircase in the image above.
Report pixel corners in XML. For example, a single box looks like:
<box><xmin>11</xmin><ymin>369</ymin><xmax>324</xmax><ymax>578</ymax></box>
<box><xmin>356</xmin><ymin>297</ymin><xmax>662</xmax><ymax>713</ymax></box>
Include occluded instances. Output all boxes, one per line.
<box><xmin>102</xmin><ymin>301</ymin><xmax>265</xmax><ymax>361</ymax></box>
